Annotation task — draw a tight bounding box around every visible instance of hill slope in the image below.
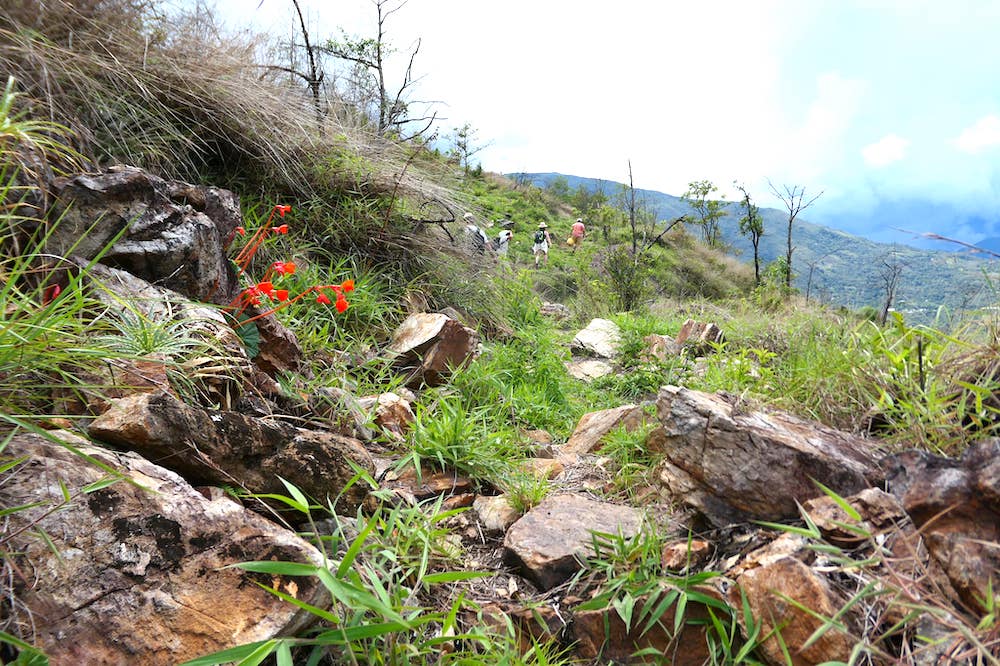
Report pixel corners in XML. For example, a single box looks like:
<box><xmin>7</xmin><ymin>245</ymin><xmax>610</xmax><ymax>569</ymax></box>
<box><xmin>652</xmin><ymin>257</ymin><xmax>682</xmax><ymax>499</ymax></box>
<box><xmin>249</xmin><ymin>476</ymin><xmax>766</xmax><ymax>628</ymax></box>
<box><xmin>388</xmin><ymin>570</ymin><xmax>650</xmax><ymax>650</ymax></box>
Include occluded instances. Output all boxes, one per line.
<box><xmin>518</xmin><ymin>173</ymin><xmax>999</xmax><ymax>323</ymax></box>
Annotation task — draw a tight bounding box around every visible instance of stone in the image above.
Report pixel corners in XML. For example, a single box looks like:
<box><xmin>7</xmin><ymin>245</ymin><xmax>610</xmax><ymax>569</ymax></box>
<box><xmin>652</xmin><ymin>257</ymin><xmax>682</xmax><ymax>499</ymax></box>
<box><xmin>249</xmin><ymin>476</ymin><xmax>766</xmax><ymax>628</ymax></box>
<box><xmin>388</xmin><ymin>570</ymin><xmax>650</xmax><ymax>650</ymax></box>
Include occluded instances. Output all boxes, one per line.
<box><xmin>1</xmin><ymin>432</ymin><xmax>325</xmax><ymax>665</ymax></box>
<box><xmin>564</xmin><ymin>358</ymin><xmax>615</xmax><ymax>382</ymax></box>
<box><xmin>802</xmin><ymin>486</ymin><xmax>907</xmax><ymax>545</ymax></box>
<box><xmin>371</xmin><ymin>391</ymin><xmax>416</xmax><ymax>440</ymax></box>
<box><xmin>884</xmin><ymin>439</ymin><xmax>1000</xmax><ymax>613</ymax></box>
<box><xmin>661</xmin><ymin>538</ymin><xmax>713</xmax><ymax>571</ymax></box>
<box><xmin>309</xmin><ymin>387</ymin><xmax>375</xmax><ymax>441</ymax></box>
<box><xmin>675</xmin><ymin>319</ymin><xmax>725</xmax><ymax>353</ymax></box>
<box><xmin>653</xmin><ymin>385</ymin><xmax>881</xmax><ymax>526</ymax></box>
<box><xmin>386</xmin><ymin>312</ymin><xmax>479</xmax><ymax>386</ymax></box>
<box><xmin>474</xmin><ymin>495</ymin><xmax>521</xmax><ymax>533</ymax></box>
<box><xmin>733</xmin><ymin>556</ymin><xmax>854</xmax><ymax>666</ymax></box>
<box><xmin>47</xmin><ymin>166</ymin><xmax>242</xmax><ymax>304</ymax></box>
<box><xmin>559</xmin><ymin>404</ymin><xmax>648</xmax><ymax>462</ymax></box>
<box><xmin>503</xmin><ymin>494</ymin><xmax>645</xmax><ymax>590</ymax></box>
<box><xmin>517</xmin><ymin>458</ymin><xmax>564</xmax><ymax>480</ymax></box>
<box><xmin>570</xmin><ymin>589</ymin><xmax>718</xmax><ymax>664</ymax></box>
<box><xmin>88</xmin><ymin>390</ymin><xmax>373</xmax><ymax>514</ymax></box>
<box><xmin>642</xmin><ymin>333</ymin><xmax>681</xmax><ymax>361</ymax></box>
<box><xmin>379</xmin><ymin>465</ymin><xmax>476</xmax><ymax>502</ymax></box>
<box><xmin>539</xmin><ymin>302</ymin><xmax>571</xmax><ymax>320</ymax></box>
<box><xmin>570</xmin><ymin>318</ymin><xmax>622</xmax><ymax>359</ymax></box>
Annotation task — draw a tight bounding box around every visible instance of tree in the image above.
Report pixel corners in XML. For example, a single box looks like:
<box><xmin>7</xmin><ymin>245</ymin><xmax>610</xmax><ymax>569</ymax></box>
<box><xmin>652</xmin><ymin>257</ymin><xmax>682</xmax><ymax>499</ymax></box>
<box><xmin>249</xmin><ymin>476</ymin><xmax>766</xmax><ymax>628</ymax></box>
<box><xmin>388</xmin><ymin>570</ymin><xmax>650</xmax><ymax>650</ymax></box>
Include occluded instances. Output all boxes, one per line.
<box><xmin>267</xmin><ymin>0</ymin><xmax>327</xmax><ymax>124</ymax></box>
<box><xmin>878</xmin><ymin>254</ymin><xmax>905</xmax><ymax>325</ymax></box>
<box><xmin>546</xmin><ymin>176</ymin><xmax>570</xmax><ymax>201</ymax></box>
<box><xmin>448</xmin><ymin>123</ymin><xmax>487</xmax><ymax>175</ymax></box>
<box><xmin>323</xmin><ymin>0</ymin><xmax>435</xmax><ymax>138</ymax></box>
<box><xmin>734</xmin><ymin>181</ymin><xmax>764</xmax><ymax>285</ymax></box>
<box><xmin>682</xmin><ymin>180</ymin><xmax>727</xmax><ymax>247</ymax></box>
<box><xmin>768</xmin><ymin>181</ymin><xmax>823</xmax><ymax>290</ymax></box>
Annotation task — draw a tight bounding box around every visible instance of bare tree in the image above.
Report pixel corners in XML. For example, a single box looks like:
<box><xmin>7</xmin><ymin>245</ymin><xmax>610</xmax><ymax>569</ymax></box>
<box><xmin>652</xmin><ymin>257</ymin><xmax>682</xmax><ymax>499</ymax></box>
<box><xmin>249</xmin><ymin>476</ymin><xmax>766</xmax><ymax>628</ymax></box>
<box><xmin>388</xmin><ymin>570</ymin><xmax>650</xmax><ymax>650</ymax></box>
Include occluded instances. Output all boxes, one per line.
<box><xmin>878</xmin><ymin>254</ymin><xmax>905</xmax><ymax>325</ymax></box>
<box><xmin>734</xmin><ymin>181</ymin><xmax>764</xmax><ymax>285</ymax></box>
<box><xmin>768</xmin><ymin>180</ymin><xmax>823</xmax><ymax>289</ymax></box>
<box><xmin>322</xmin><ymin>0</ymin><xmax>436</xmax><ymax>138</ymax></box>
<box><xmin>263</xmin><ymin>0</ymin><xmax>326</xmax><ymax>124</ymax></box>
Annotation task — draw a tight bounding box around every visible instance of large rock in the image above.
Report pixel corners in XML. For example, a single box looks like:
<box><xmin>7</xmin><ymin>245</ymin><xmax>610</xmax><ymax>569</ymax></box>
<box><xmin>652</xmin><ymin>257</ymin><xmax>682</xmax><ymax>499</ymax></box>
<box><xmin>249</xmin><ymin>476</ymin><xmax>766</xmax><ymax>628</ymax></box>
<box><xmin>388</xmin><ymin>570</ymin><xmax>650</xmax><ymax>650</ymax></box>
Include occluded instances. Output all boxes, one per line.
<box><xmin>503</xmin><ymin>493</ymin><xmax>645</xmax><ymax>590</ymax></box>
<box><xmin>570</xmin><ymin>318</ymin><xmax>622</xmax><ymax>359</ymax></box>
<box><xmin>386</xmin><ymin>312</ymin><xmax>479</xmax><ymax>387</ymax></box>
<box><xmin>884</xmin><ymin>439</ymin><xmax>1000</xmax><ymax>612</ymax></box>
<box><xmin>653</xmin><ymin>385</ymin><xmax>881</xmax><ymax>526</ymax></box>
<box><xmin>88</xmin><ymin>390</ymin><xmax>373</xmax><ymax>514</ymax></box>
<box><xmin>0</xmin><ymin>432</ymin><xmax>325</xmax><ymax>665</ymax></box>
<box><xmin>47</xmin><ymin>165</ymin><xmax>242</xmax><ymax>304</ymax></box>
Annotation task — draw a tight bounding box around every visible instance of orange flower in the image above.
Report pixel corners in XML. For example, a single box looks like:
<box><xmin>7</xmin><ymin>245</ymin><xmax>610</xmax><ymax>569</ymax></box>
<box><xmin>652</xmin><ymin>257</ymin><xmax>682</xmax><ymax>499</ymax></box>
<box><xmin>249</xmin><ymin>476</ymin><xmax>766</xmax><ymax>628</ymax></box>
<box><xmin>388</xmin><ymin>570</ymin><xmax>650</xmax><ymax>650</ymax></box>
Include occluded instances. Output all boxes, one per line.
<box><xmin>235</xmin><ymin>226</ymin><xmax>246</xmax><ymax>236</ymax></box>
<box><xmin>272</xmin><ymin>224</ymin><xmax>289</xmax><ymax>234</ymax></box>
<box><xmin>272</xmin><ymin>261</ymin><xmax>296</xmax><ymax>275</ymax></box>
<box><xmin>341</xmin><ymin>279</ymin><xmax>355</xmax><ymax>293</ymax></box>
<box><xmin>275</xmin><ymin>289</ymin><xmax>289</xmax><ymax>302</ymax></box>
<box><xmin>275</xmin><ymin>205</ymin><xmax>292</xmax><ymax>217</ymax></box>
<box><xmin>316</xmin><ymin>292</ymin><xmax>331</xmax><ymax>305</ymax></box>
<box><xmin>256</xmin><ymin>281</ymin><xmax>274</xmax><ymax>296</ymax></box>
<box><xmin>335</xmin><ymin>296</ymin><xmax>349</xmax><ymax>313</ymax></box>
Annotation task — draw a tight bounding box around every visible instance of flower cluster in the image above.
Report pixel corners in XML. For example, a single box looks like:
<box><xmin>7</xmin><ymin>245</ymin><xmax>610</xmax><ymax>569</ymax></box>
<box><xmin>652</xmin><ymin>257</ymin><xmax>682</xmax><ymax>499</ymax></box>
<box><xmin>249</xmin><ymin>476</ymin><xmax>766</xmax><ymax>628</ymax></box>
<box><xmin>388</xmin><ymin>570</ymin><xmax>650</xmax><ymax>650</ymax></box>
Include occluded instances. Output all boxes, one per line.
<box><xmin>229</xmin><ymin>204</ymin><xmax>353</xmax><ymax>327</ymax></box>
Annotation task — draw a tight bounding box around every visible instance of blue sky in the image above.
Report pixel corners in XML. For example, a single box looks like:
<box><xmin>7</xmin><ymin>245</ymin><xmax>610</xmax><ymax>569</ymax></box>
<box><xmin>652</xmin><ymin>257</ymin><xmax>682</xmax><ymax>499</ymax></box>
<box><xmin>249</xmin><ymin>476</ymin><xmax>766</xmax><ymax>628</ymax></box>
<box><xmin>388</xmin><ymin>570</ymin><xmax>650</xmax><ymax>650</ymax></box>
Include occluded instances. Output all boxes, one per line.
<box><xmin>200</xmin><ymin>0</ymin><xmax>1000</xmax><ymax>246</ymax></box>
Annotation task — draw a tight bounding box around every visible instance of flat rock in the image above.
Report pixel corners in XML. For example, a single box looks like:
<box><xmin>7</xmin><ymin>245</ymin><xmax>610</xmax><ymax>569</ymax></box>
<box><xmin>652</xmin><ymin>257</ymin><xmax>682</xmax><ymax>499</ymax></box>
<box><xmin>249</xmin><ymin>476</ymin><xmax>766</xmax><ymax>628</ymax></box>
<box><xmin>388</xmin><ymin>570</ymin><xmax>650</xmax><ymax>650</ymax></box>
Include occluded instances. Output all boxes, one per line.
<box><xmin>503</xmin><ymin>493</ymin><xmax>644</xmax><ymax>590</ymax></box>
<box><xmin>570</xmin><ymin>318</ymin><xmax>622</xmax><ymax>359</ymax></box>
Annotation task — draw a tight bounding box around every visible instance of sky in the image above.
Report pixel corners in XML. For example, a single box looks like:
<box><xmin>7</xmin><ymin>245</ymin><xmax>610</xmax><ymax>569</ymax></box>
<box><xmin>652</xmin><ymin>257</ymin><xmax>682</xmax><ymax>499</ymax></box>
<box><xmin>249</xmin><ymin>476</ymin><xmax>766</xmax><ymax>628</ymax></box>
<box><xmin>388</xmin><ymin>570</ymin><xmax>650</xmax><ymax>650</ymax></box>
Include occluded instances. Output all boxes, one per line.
<box><xmin>196</xmin><ymin>0</ymin><xmax>1000</xmax><ymax>247</ymax></box>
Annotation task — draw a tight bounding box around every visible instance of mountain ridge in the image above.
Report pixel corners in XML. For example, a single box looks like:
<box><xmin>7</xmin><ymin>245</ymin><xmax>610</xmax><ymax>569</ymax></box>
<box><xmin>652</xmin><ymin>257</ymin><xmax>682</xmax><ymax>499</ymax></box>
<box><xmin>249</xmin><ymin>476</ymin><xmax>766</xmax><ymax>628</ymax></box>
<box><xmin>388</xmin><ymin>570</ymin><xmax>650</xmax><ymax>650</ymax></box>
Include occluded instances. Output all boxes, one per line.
<box><xmin>515</xmin><ymin>172</ymin><xmax>999</xmax><ymax>323</ymax></box>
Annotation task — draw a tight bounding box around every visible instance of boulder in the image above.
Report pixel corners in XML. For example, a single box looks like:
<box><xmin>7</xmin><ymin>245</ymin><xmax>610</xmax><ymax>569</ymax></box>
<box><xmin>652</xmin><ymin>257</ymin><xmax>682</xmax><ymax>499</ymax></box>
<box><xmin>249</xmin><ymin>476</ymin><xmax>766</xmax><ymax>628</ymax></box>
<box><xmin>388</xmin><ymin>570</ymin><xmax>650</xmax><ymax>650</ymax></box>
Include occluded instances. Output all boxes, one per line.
<box><xmin>642</xmin><ymin>333</ymin><xmax>682</xmax><ymax>361</ymax></box>
<box><xmin>653</xmin><ymin>385</ymin><xmax>881</xmax><ymax>526</ymax></box>
<box><xmin>386</xmin><ymin>312</ymin><xmax>479</xmax><ymax>387</ymax></box>
<box><xmin>503</xmin><ymin>493</ymin><xmax>645</xmax><ymax>590</ymax></box>
<box><xmin>675</xmin><ymin>319</ymin><xmax>724</xmax><ymax>354</ymax></box>
<box><xmin>570</xmin><ymin>318</ymin><xmax>622</xmax><ymax>359</ymax></box>
<box><xmin>47</xmin><ymin>165</ymin><xmax>242</xmax><ymax>304</ymax></box>
<box><xmin>884</xmin><ymin>439</ymin><xmax>1000</xmax><ymax>612</ymax></box>
<box><xmin>0</xmin><ymin>432</ymin><xmax>325</xmax><ymax>665</ymax></box>
<box><xmin>88</xmin><ymin>390</ymin><xmax>373</xmax><ymax>514</ymax></box>
<box><xmin>357</xmin><ymin>391</ymin><xmax>416</xmax><ymax>441</ymax></box>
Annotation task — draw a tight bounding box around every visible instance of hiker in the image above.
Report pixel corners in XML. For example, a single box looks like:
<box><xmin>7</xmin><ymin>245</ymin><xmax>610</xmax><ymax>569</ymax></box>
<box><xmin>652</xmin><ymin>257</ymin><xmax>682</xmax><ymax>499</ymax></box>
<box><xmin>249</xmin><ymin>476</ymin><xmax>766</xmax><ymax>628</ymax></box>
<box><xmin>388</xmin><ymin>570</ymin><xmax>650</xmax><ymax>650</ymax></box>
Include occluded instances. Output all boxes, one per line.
<box><xmin>494</xmin><ymin>220</ymin><xmax>514</xmax><ymax>258</ymax></box>
<box><xmin>569</xmin><ymin>217</ymin><xmax>586</xmax><ymax>252</ymax></box>
<box><xmin>463</xmin><ymin>212</ymin><xmax>489</xmax><ymax>255</ymax></box>
<box><xmin>532</xmin><ymin>222</ymin><xmax>552</xmax><ymax>267</ymax></box>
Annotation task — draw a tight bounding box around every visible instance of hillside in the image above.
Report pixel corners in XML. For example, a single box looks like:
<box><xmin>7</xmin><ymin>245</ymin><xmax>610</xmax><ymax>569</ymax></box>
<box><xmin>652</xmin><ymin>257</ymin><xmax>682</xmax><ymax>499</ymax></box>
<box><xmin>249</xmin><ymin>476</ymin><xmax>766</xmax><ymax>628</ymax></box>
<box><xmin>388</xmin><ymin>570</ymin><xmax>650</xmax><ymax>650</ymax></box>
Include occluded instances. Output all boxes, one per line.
<box><xmin>520</xmin><ymin>173</ymin><xmax>999</xmax><ymax>323</ymax></box>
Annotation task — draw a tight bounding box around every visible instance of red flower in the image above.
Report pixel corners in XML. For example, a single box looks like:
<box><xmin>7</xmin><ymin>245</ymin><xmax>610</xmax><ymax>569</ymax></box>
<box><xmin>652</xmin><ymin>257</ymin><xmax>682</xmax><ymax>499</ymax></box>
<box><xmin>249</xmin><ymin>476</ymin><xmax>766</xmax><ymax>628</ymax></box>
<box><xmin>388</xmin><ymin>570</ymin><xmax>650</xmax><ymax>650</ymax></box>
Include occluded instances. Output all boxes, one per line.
<box><xmin>341</xmin><ymin>279</ymin><xmax>355</xmax><ymax>293</ymax></box>
<box><xmin>272</xmin><ymin>224</ymin><xmax>289</xmax><ymax>234</ymax></box>
<box><xmin>256</xmin><ymin>281</ymin><xmax>274</xmax><ymax>296</ymax></box>
<box><xmin>42</xmin><ymin>283</ymin><xmax>61</xmax><ymax>305</ymax></box>
<box><xmin>316</xmin><ymin>292</ymin><xmax>331</xmax><ymax>305</ymax></box>
<box><xmin>275</xmin><ymin>289</ymin><xmax>289</xmax><ymax>302</ymax></box>
<box><xmin>335</xmin><ymin>296</ymin><xmax>349</xmax><ymax>313</ymax></box>
<box><xmin>272</xmin><ymin>261</ymin><xmax>296</xmax><ymax>275</ymax></box>
<box><xmin>275</xmin><ymin>205</ymin><xmax>292</xmax><ymax>218</ymax></box>
<box><xmin>235</xmin><ymin>226</ymin><xmax>246</xmax><ymax>236</ymax></box>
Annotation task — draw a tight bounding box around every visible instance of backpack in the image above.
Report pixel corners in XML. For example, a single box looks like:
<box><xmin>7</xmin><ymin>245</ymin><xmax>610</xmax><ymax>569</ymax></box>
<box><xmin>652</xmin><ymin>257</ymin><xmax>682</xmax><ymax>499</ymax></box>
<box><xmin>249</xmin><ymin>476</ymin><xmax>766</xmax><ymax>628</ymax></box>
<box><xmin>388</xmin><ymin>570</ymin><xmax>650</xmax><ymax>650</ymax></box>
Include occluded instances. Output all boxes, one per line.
<box><xmin>533</xmin><ymin>229</ymin><xmax>546</xmax><ymax>244</ymax></box>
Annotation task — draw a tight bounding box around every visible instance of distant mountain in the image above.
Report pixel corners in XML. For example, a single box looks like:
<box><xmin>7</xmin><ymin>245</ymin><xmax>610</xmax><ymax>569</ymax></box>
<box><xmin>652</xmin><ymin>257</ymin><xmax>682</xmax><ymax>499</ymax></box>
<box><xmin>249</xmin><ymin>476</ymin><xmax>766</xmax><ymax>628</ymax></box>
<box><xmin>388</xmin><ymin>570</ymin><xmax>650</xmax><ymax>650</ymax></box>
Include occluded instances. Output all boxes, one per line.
<box><xmin>515</xmin><ymin>173</ymin><xmax>999</xmax><ymax>323</ymax></box>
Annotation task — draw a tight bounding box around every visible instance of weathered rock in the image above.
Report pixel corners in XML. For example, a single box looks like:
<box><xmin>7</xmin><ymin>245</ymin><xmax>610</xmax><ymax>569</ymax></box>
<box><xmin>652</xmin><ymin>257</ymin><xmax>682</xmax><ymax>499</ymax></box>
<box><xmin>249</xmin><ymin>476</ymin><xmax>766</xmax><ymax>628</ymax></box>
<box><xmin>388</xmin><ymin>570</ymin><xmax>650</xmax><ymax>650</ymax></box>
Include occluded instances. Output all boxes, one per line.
<box><xmin>564</xmin><ymin>358</ymin><xmax>615</xmax><ymax>382</ymax></box>
<box><xmin>518</xmin><ymin>458</ymin><xmax>564</xmax><ymax>480</ymax></box>
<box><xmin>539</xmin><ymin>301</ymin><xmax>571</xmax><ymax>320</ymax></box>
<box><xmin>884</xmin><ymin>439</ymin><xmax>1000</xmax><ymax>612</ymax></box>
<box><xmin>379</xmin><ymin>465</ymin><xmax>476</xmax><ymax>502</ymax></box>
<box><xmin>733</xmin><ymin>556</ymin><xmax>854</xmax><ymax>666</ymax></box>
<box><xmin>570</xmin><ymin>318</ymin><xmax>622</xmax><ymax>359</ymax></box>
<box><xmin>359</xmin><ymin>391</ymin><xmax>416</xmax><ymax>441</ymax></box>
<box><xmin>474</xmin><ymin>495</ymin><xmax>521</xmax><ymax>533</ymax></box>
<box><xmin>88</xmin><ymin>390</ymin><xmax>373</xmax><ymax>514</ymax></box>
<box><xmin>386</xmin><ymin>312</ymin><xmax>479</xmax><ymax>387</ymax></box>
<box><xmin>802</xmin><ymin>486</ymin><xmax>907</xmax><ymax>545</ymax></box>
<box><xmin>1</xmin><ymin>432</ymin><xmax>325</xmax><ymax>665</ymax></box>
<box><xmin>309</xmin><ymin>387</ymin><xmax>375</xmax><ymax>441</ymax></box>
<box><xmin>643</xmin><ymin>333</ymin><xmax>682</xmax><ymax>361</ymax></box>
<box><xmin>654</xmin><ymin>385</ymin><xmax>881</xmax><ymax>526</ymax></box>
<box><xmin>47</xmin><ymin>165</ymin><xmax>242</xmax><ymax>304</ymax></box>
<box><xmin>570</xmin><ymin>589</ymin><xmax>717</xmax><ymax>664</ymax></box>
<box><xmin>559</xmin><ymin>404</ymin><xmax>648</xmax><ymax>462</ymax></box>
<box><xmin>661</xmin><ymin>538</ymin><xmax>713</xmax><ymax>571</ymax></box>
<box><xmin>675</xmin><ymin>319</ymin><xmax>725</xmax><ymax>353</ymax></box>
<box><xmin>504</xmin><ymin>494</ymin><xmax>645</xmax><ymax>590</ymax></box>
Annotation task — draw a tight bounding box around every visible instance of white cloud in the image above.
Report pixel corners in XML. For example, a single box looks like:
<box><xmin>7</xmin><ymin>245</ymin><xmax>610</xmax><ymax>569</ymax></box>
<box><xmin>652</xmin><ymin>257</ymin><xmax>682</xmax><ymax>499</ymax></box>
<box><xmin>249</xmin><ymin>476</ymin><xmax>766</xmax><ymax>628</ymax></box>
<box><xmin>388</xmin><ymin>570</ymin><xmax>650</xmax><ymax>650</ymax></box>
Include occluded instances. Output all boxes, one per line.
<box><xmin>954</xmin><ymin>115</ymin><xmax>1000</xmax><ymax>154</ymax></box>
<box><xmin>861</xmin><ymin>134</ymin><xmax>910</xmax><ymax>167</ymax></box>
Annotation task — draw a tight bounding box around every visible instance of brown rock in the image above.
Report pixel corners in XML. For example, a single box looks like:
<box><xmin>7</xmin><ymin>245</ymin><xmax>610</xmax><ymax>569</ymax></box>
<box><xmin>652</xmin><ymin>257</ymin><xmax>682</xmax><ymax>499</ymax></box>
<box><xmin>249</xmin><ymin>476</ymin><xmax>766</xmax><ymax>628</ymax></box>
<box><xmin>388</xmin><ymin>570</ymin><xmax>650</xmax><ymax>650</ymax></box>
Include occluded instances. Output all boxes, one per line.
<box><xmin>570</xmin><ymin>318</ymin><xmax>622</xmax><ymax>359</ymax></box>
<box><xmin>88</xmin><ymin>390</ymin><xmax>373</xmax><ymax>514</ymax></box>
<box><xmin>802</xmin><ymin>486</ymin><xmax>906</xmax><ymax>545</ymax></box>
<box><xmin>518</xmin><ymin>458</ymin><xmax>564</xmax><ymax>480</ymax></box>
<box><xmin>387</xmin><ymin>312</ymin><xmax>479</xmax><ymax>387</ymax></box>
<box><xmin>884</xmin><ymin>439</ymin><xmax>1000</xmax><ymax>612</ymax></box>
<box><xmin>654</xmin><ymin>385</ymin><xmax>881</xmax><ymax>526</ymax></box>
<box><xmin>380</xmin><ymin>465</ymin><xmax>476</xmax><ymax>501</ymax></box>
<box><xmin>570</xmin><ymin>588</ymin><xmax>718</xmax><ymax>664</ymax></box>
<box><xmin>474</xmin><ymin>495</ymin><xmax>521</xmax><ymax>533</ymax></box>
<box><xmin>642</xmin><ymin>333</ymin><xmax>681</xmax><ymax>361</ymax></box>
<box><xmin>734</xmin><ymin>556</ymin><xmax>854</xmax><ymax>666</ymax></box>
<box><xmin>661</xmin><ymin>538</ymin><xmax>713</xmax><ymax>571</ymax></box>
<box><xmin>675</xmin><ymin>319</ymin><xmax>725</xmax><ymax>353</ymax></box>
<box><xmin>1</xmin><ymin>432</ymin><xmax>324</xmax><ymax>666</ymax></box>
<box><xmin>503</xmin><ymin>493</ymin><xmax>645</xmax><ymax>590</ymax></box>
<box><xmin>560</xmin><ymin>404</ymin><xmax>646</xmax><ymax>460</ymax></box>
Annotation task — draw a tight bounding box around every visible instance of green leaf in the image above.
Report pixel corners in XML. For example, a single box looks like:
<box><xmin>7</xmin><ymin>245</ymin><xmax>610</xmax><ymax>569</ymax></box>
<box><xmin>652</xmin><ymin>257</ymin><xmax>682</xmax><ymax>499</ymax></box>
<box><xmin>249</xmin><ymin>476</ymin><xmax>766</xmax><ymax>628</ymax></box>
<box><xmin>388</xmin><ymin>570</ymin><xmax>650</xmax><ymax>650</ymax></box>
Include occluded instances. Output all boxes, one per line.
<box><xmin>229</xmin><ymin>561</ymin><xmax>317</xmax><ymax>576</ymax></box>
<box><xmin>178</xmin><ymin>640</ymin><xmax>273</xmax><ymax>666</ymax></box>
<box><xmin>421</xmin><ymin>571</ymin><xmax>491</xmax><ymax>584</ymax></box>
<box><xmin>234</xmin><ymin>313</ymin><xmax>261</xmax><ymax>358</ymax></box>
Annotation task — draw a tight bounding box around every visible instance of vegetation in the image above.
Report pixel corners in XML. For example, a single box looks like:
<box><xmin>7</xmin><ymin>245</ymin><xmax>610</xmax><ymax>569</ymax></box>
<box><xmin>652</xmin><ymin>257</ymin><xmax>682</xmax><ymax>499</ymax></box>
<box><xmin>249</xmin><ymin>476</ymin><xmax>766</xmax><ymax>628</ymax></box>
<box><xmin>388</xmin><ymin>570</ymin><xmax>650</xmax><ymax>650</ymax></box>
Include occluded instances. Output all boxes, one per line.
<box><xmin>1</xmin><ymin>1</ymin><xmax>999</xmax><ymax>664</ymax></box>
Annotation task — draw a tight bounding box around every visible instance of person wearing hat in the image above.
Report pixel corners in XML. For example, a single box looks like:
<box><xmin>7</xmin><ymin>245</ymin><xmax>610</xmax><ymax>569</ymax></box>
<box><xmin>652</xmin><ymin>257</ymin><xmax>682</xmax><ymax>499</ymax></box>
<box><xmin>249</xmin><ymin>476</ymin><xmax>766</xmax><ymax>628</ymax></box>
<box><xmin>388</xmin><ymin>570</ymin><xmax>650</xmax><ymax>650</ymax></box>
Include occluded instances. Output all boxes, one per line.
<box><xmin>532</xmin><ymin>221</ymin><xmax>552</xmax><ymax>267</ymax></box>
<box><xmin>569</xmin><ymin>217</ymin><xmax>586</xmax><ymax>252</ymax></box>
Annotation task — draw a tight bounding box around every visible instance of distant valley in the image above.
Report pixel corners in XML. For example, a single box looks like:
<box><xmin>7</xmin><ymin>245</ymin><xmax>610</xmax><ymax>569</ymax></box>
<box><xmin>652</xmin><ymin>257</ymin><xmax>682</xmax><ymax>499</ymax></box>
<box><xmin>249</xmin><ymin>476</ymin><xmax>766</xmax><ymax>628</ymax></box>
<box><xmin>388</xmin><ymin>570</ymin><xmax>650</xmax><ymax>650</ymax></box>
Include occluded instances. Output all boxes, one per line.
<box><xmin>518</xmin><ymin>173</ymin><xmax>1000</xmax><ymax>324</ymax></box>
